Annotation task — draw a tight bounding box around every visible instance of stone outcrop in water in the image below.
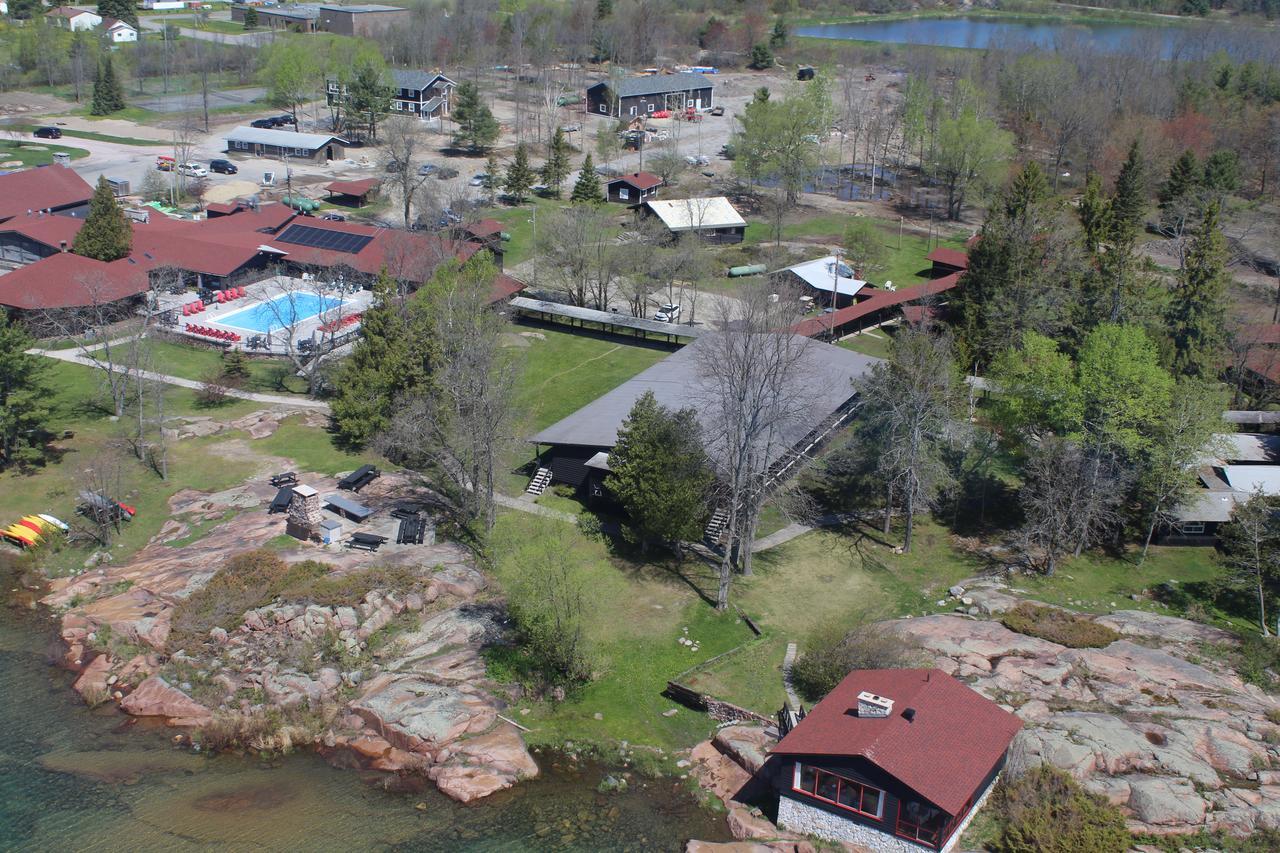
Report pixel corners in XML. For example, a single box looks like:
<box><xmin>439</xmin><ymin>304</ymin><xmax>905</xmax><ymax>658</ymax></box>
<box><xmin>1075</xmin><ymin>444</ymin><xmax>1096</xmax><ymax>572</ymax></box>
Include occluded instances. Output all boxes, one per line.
<box><xmin>43</xmin><ymin>448</ymin><xmax>537</xmax><ymax>804</ymax></box>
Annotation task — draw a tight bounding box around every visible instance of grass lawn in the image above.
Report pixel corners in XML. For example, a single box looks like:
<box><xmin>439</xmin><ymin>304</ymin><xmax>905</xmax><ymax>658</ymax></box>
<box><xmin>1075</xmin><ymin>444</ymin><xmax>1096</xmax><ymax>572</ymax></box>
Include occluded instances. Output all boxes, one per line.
<box><xmin>837</xmin><ymin>328</ymin><xmax>893</xmax><ymax>359</ymax></box>
<box><xmin>0</xmin><ymin>359</ymin><xmax>265</xmax><ymax>576</ymax></box>
<box><xmin>0</xmin><ymin>142</ymin><xmax>91</xmax><ymax>168</ymax></box>
<box><xmin>474</xmin><ymin>195</ymin><xmax>628</xmax><ymax>267</ymax></box>
<box><xmin>491</xmin><ymin>513</ymin><xmax>757</xmax><ymax>752</ymax></box>
<box><xmin>2</xmin><ymin>123</ymin><xmax>162</xmax><ymax>147</ymax></box>
<box><xmin>255</xmin><ymin>419</ymin><xmax>375</xmax><ymax>478</ymax></box>
<box><xmin>142</xmin><ymin>339</ymin><xmax>310</xmax><ymax>395</ymax></box>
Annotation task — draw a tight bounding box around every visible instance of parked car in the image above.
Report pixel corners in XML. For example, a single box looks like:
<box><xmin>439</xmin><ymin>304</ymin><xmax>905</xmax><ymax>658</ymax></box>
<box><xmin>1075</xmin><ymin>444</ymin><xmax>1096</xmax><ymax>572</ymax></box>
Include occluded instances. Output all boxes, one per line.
<box><xmin>385</xmin><ymin>159</ymin><xmax>404</xmax><ymax>173</ymax></box>
<box><xmin>250</xmin><ymin>118</ymin><xmax>275</xmax><ymax>129</ymax></box>
<box><xmin>321</xmin><ymin>212</ymin><xmax>346</xmax><ymax>221</ymax></box>
<box><xmin>209</xmin><ymin>159</ymin><xmax>238</xmax><ymax>175</ymax></box>
<box><xmin>559</xmin><ymin>123</ymin><xmax>581</xmax><ymax>133</ymax></box>
<box><xmin>468</xmin><ymin>173</ymin><xmax>491</xmax><ymax>187</ymax></box>
<box><xmin>33</xmin><ymin>126</ymin><xmax>61</xmax><ymax>139</ymax></box>
<box><xmin>654</xmin><ymin>303</ymin><xmax>681</xmax><ymax>323</ymax></box>
<box><xmin>156</xmin><ymin>155</ymin><xmax>176</xmax><ymax>171</ymax></box>
<box><xmin>178</xmin><ymin>162</ymin><xmax>208</xmax><ymax>177</ymax></box>
<box><xmin>710</xmin><ymin>105</ymin><xmax>725</xmax><ymax>116</ymax></box>
<box><xmin>435</xmin><ymin>166</ymin><xmax>459</xmax><ymax>180</ymax></box>
<box><xmin>417</xmin><ymin>163</ymin><xmax>437</xmax><ymax>176</ymax></box>
<box><xmin>271</xmin><ymin>115</ymin><xmax>294</xmax><ymax>127</ymax></box>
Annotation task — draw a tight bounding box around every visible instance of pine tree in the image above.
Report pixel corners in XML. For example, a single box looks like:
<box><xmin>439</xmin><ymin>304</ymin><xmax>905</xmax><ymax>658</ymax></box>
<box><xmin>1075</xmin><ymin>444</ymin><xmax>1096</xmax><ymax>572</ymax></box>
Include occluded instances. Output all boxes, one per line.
<box><xmin>504</xmin><ymin>144</ymin><xmax>534</xmax><ymax>204</ymax></box>
<box><xmin>243</xmin><ymin>5</ymin><xmax>259</xmax><ymax>28</ymax></box>
<box><xmin>1109</xmin><ymin>139</ymin><xmax>1147</xmax><ymax>247</ymax></box>
<box><xmin>1158</xmin><ymin>149</ymin><xmax>1201</xmax><ymax>232</ymax></box>
<box><xmin>606</xmin><ymin>391</ymin><xmax>712</xmax><ymax>552</ymax></box>
<box><xmin>1077</xmin><ymin>172</ymin><xmax>1112</xmax><ymax>256</ymax></box>
<box><xmin>72</xmin><ymin>176</ymin><xmax>132</xmax><ymax>262</ymax></box>
<box><xmin>748</xmin><ymin>43</ymin><xmax>774</xmax><ymax>70</ymax></box>
<box><xmin>0</xmin><ymin>308</ymin><xmax>51</xmax><ymax>469</ymax></box>
<box><xmin>450</xmin><ymin>81</ymin><xmax>500</xmax><ymax>152</ymax></box>
<box><xmin>1167</xmin><ymin>202</ymin><xmax>1229</xmax><ymax>380</ymax></box>
<box><xmin>769</xmin><ymin>17</ymin><xmax>789</xmax><ymax>49</ymax></box>
<box><xmin>330</xmin><ymin>269</ymin><xmax>432</xmax><ymax>447</ymax></box>
<box><xmin>570</xmin><ymin>154</ymin><xmax>602</xmax><ymax>204</ymax></box>
<box><xmin>540</xmin><ymin>128</ymin><xmax>572</xmax><ymax>198</ymax></box>
<box><xmin>90</xmin><ymin>54</ymin><xmax>125</xmax><ymax>116</ymax></box>
<box><xmin>98</xmin><ymin>0</ymin><xmax>137</xmax><ymax>27</ymax></box>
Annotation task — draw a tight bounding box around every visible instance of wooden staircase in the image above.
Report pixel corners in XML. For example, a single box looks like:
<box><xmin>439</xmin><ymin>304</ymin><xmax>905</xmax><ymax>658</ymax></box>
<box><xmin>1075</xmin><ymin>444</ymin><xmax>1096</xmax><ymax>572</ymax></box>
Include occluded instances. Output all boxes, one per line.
<box><xmin>704</xmin><ymin>507</ymin><xmax>728</xmax><ymax>542</ymax></box>
<box><xmin>525</xmin><ymin>467</ymin><xmax>553</xmax><ymax>497</ymax></box>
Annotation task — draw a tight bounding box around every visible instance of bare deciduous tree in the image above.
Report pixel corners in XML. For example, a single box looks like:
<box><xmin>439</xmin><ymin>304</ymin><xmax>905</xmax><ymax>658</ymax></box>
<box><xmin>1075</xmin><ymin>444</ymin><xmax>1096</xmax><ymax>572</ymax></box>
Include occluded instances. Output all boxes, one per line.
<box><xmin>380</xmin><ymin>116</ymin><xmax>434</xmax><ymax>227</ymax></box>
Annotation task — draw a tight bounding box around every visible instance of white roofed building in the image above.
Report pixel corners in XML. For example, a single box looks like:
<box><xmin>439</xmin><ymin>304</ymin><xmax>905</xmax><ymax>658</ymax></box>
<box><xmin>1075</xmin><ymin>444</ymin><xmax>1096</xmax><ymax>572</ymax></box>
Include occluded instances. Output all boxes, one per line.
<box><xmin>643</xmin><ymin>197</ymin><xmax>746</xmax><ymax>244</ymax></box>
<box><xmin>777</xmin><ymin>255</ymin><xmax>869</xmax><ymax>308</ymax></box>
<box><xmin>225</xmin><ymin>127</ymin><xmax>349</xmax><ymax>163</ymax></box>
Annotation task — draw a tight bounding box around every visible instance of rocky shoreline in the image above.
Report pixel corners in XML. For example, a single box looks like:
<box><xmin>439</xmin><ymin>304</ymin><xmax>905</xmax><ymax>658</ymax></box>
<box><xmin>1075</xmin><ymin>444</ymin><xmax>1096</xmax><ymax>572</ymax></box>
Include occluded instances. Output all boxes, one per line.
<box><xmin>39</xmin><ymin>411</ymin><xmax>538</xmax><ymax>804</ymax></box>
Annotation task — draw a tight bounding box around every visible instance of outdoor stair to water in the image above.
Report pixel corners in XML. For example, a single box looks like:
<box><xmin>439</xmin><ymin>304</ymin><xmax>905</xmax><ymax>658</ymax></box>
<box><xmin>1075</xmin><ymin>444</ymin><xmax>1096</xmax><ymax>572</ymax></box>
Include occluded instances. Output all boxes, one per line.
<box><xmin>526</xmin><ymin>467</ymin><xmax>553</xmax><ymax>497</ymax></box>
<box><xmin>704</xmin><ymin>507</ymin><xmax>728</xmax><ymax>542</ymax></box>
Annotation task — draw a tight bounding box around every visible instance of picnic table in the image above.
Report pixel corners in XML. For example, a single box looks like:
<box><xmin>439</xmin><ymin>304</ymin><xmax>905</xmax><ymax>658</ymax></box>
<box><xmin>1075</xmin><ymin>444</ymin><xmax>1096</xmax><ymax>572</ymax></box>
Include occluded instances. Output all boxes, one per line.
<box><xmin>324</xmin><ymin>493</ymin><xmax>374</xmax><ymax>521</ymax></box>
<box><xmin>397</xmin><ymin>515</ymin><xmax>426</xmax><ymax>545</ymax></box>
<box><xmin>269</xmin><ymin>486</ymin><xmax>295</xmax><ymax>514</ymax></box>
<box><xmin>270</xmin><ymin>472</ymin><xmax>298</xmax><ymax>488</ymax></box>
<box><xmin>347</xmin><ymin>532</ymin><xmax>388</xmax><ymax>552</ymax></box>
<box><xmin>338</xmin><ymin>465</ymin><xmax>380</xmax><ymax>493</ymax></box>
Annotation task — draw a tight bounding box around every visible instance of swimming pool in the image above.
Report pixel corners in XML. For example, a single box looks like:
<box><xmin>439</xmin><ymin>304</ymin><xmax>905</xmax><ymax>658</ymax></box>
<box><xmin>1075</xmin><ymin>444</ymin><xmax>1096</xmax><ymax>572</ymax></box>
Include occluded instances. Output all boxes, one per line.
<box><xmin>218</xmin><ymin>292</ymin><xmax>348</xmax><ymax>335</ymax></box>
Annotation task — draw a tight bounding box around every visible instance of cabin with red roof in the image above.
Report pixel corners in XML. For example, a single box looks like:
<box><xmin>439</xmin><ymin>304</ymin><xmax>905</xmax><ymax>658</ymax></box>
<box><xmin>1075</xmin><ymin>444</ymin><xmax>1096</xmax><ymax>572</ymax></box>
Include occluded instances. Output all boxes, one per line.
<box><xmin>925</xmin><ymin>246</ymin><xmax>969</xmax><ymax>277</ymax></box>
<box><xmin>770</xmin><ymin>668</ymin><xmax>1021</xmax><ymax>851</ymax></box>
<box><xmin>606</xmin><ymin>172</ymin><xmax>663</xmax><ymax>205</ymax></box>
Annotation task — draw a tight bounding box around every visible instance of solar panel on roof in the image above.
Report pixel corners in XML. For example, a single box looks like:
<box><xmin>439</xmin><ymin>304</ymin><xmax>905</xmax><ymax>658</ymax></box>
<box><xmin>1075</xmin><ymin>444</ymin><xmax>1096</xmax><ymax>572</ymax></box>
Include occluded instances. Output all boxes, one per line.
<box><xmin>276</xmin><ymin>223</ymin><xmax>373</xmax><ymax>254</ymax></box>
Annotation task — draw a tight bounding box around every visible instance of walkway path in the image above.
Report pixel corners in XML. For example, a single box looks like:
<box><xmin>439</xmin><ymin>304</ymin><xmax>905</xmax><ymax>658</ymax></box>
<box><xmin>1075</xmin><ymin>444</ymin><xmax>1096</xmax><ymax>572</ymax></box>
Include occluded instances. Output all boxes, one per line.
<box><xmin>493</xmin><ymin>492</ymin><xmax>578</xmax><ymax>524</ymax></box>
<box><xmin>31</xmin><ymin>344</ymin><xmax>330</xmax><ymax>411</ymax></box>
<box><xmin>751</xmin><ymin>513</ymin><xmax>850</xmax><ymax>552</ymax></box>
<box><xmin>782</xmin><ymin>642</ymin><xmax>801</xmax><ymax>712</ymax></box>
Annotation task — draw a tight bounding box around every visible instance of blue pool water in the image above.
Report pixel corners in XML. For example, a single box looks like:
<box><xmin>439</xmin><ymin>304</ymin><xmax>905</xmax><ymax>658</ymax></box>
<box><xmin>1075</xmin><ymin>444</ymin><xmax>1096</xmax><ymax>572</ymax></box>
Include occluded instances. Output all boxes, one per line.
<box><xmin>219</xmin><ymin>292</ymin><xmax>347</xmax><ymax>334</ymax></box>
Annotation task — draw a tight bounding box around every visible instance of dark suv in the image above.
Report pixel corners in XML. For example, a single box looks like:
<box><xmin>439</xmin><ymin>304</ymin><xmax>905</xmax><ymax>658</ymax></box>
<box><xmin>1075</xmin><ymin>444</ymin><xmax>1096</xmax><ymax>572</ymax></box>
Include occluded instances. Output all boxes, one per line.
<box><xmin>33</xmin><ymin>126</ymin><xmax>62</xmax><ymax>139</ymax></box>
<box><xmin>209</xmin><ymin>159</ymin><xmax>238</xmax><ymax>175</ymax></box>
<box><xmin>250</xmin><ymin>118</ymin><xmax>275</xmax><ymax>129</ymax></box>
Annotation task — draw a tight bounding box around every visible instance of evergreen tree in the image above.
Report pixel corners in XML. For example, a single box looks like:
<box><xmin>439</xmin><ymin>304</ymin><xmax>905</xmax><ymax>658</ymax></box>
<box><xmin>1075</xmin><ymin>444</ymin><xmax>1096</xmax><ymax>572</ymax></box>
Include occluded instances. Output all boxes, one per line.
<box><xmin>345</xmin><ymin>55</ymin><xmax>391</xmax><ymax>141</ymax></box>
<box><xmin>451</xmin><ymin>81</ymin><xmax>500</xmax><ymax>152</ymax></box>
<box><xmin>748</xmin><ymin>43</ymin><xmax>774</xmax><ymax>70</ymax></box>
<box><xmin>90</xmin><ymin>54</ymin><xmax>126</xmax><ymax>117</ymax></box>
<box><xmin>1109</xmin><ymin>139</ymin><xmax>1148</xmax><ymax>246</ymax></box>
<box><xmin>1158</xmin><ymin>149</ymin><xmax>1201</xmax><ymax>233</ymax></box>
<box><xmin>1077</xmin><ymin>172</ymin><xmax>1112</xmax><ymax>256</ymax></box>
<box><xmin>606</xmin><ymin>391</ymin><xmax>712</xmax><ymax>552</ymax></box>
<box><xmin>97</xmin><ymin>0</ymin><xmax>137</xmax><ymax>27</ymax></box>
<box><xmin>769</xmin><ymin>17</ymin><xmax>788</xmax><ymax>49</ymax></box>
<box><xmin>1202</xmin><ymin>149</ymin><xmax>1241</xmax><ymax>204</ymax></box>
<box><xmin>1167</xmin><ymin>202</ymin><xmax>1229</xmax><ymax>380</ymax></box>
<box><xmin>504</xmin><ymin>144</ymin><xmax>534</xmax><ymax>204</ymax></box>
<box><xmin>570</xmin><ymin>154</ymin><xmax>602</xmax><ymax>204</ymax></box>
<box><xmin>72</xmin><ymin>176</ymin><xmax>132</xmax><ymax>262</ymax></box>
<box><xmin>0</xmin><ymin>309</ymin><xmax>51</xmax><ymax>469</ymax></box>
<box><xmin>540</xmin><ymin>128</ymin><xmax>572</xmax><ymax>198</ymax></box>
<box><xmin>330</xmin><ymin>269</ymin><xmax>434</xmax><ymax>446</ymax></box>
<box><xmin>242</xmin><ymin>5</ymin><xmax>259</xmax><ymax>28</ymax></box>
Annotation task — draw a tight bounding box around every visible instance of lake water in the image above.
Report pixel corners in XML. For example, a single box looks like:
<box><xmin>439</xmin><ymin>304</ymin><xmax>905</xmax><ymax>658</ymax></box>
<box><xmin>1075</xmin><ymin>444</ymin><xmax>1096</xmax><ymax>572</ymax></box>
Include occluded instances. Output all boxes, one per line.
<box><xmin>0</xmin><ymin>570</ymin><xmax>729</xmax><ymax>852</ymax></box>
<box><xmin>795</xmin><ymin>15</ymin><xmax>1259</xmax><ymax>59</ymax></box>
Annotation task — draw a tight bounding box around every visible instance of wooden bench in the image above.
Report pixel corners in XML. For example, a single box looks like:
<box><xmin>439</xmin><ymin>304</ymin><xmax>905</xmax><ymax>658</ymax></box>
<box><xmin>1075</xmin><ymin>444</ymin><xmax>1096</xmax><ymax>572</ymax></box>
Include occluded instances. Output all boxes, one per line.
<box><xmin>269</xmin><ymin>487</ymin><xmax>295</xmax><ymax>514</ymax></box>
<box><xmin>270</xmin><ymin>472</ymin><xmax>298</xmax><ymax>488</ymax></box>
<box><xmin>347</xmin><ymin>532</ymin><xmax>388</xmax><ymax>552</ymax></box>
<box><xmin>337</xmin><ymin>464</ymin><xmax>380</xmax><ymax>493</ymax></box>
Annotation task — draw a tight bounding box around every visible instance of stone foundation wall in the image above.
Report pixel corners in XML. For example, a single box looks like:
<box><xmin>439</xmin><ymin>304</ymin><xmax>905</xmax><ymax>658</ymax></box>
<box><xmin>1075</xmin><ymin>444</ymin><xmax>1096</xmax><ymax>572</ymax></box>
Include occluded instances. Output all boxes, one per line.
<box><xmin>777</xmin><ymin>795</ymin><xmax>929</xmax><ymax>853</ymax></box>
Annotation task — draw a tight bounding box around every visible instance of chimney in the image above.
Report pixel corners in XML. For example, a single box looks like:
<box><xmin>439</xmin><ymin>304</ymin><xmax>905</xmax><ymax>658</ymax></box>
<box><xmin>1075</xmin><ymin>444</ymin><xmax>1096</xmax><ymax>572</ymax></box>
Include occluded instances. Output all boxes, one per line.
<box><xmin>286</xmin><ymin>484</ymin><xmax>322</xmax><ymax>541</ymax></box>
<box><xmin>903</xmin><ymin>707</ymin><xmax>916</xmax><ymax>723</ymax></box>
<box><xmin>856</xmin><ymin>691</ymin><xmax>893</xmax><ymax>719</ymax></box>
<box><xmin>59</xmin><ymin>240</ymin><xmax>68</xmax><ymax>252</ymax></box>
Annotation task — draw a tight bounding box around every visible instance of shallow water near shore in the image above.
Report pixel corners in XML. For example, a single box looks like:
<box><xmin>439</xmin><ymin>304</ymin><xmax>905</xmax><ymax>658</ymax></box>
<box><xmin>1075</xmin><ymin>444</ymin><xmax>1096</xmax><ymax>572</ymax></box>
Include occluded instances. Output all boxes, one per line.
<box><xmin>0</xmin><ymin>577</ymin><xmax>729</xmax><ymax>852</ymax></box>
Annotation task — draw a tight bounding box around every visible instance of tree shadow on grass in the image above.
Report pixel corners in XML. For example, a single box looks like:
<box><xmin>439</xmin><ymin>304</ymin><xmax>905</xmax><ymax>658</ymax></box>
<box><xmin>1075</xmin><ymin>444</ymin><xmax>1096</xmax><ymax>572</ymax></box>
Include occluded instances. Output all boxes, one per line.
<box><xmin>601</xmin><ymin>533</ymin><xmax>722</xmax><ymax>608</ymax></box>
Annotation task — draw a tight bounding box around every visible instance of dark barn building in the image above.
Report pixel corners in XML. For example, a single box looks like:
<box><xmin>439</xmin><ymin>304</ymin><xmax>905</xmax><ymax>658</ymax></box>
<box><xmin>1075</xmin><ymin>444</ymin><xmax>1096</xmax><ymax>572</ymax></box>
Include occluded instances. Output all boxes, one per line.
<box><xmin>586</xmin><ymin>72</ymin><xmax>714</xmax><ymax>118</ymax></box>
<box><xmin>770</xmin><ymin>669</ymin><xmax>1022</xmax><ymax>851</ymax></box>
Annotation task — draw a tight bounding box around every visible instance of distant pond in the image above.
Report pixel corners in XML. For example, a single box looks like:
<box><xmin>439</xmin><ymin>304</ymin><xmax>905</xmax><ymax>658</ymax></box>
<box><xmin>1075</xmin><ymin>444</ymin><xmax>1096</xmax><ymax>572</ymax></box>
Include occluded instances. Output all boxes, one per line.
<box><xmin>795</xmin><ymin>15</ymin><xmax>1271</xmax><ymax>60</ymax></box>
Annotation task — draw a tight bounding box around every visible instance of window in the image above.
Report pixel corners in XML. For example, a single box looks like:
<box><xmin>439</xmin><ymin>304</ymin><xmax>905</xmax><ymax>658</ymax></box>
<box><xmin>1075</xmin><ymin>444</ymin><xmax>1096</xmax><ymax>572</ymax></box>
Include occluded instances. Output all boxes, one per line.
<box><xmin>647</xmin><ymin>103</ymin><xmax>655</xmax><ymax>113</ymax></box>
<box><xmin>896</xmin><ymin>799</ymin><xmax>947</xmax><ymax>849</ymax></box>
<box><xmin>791</xmin><ymin>763</ymin><xmax>884</xmax><ymax>820</ymax></box>
<box><xmin>599</xmin><ymin>103</ymin><xmax>608</xmax><ymax>114</ymax></box>
<box><xmin>1178</xmin><ymin>521</ymin><xmax>1206</xmax><ymax>534</ymax></box>
<box><xmin>619</xmin><ymin>187</ymin><xmax>630</xmax><ymax>200</ymax></box>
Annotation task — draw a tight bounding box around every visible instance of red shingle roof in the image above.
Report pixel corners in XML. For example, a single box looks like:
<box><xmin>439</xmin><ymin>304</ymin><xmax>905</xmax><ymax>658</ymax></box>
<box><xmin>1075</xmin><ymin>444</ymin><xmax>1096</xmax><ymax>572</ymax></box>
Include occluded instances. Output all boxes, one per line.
<box><xmin>773</xmin><ymin>668</ymin><xmax>1022</xmax><ymax>815</ymax></box>
<box><xmin>490</xmin><ymin>272</ymin><xmax>525</xmax><ymax>303</ymax></box>
<box><xmin>609</xmin><ymin>171</ymin><xmax>663</xmax><ymax>191</ymax></box>
<box><xmin>791</xmin><ymin>273</ymin><xmax>960</xmax><ymax>338</ymax></box>
<box><xmin>464</xmin><ymin>218</ymin><xmax>503</xmax><ymax>239</ymax></box>
<box><xmin>325</xmin><ymin>178</ymin><xmax>380</xmax><ymax>197</ymax></box>
<box><xmin>1240</xmin><ymin>324</ymin><xmax>1280</xmax><ymax>346</ymax></box>
<box><xmin>926</xmin><ymin>246</ymin><xmax>969</xmax><ymax>270</ymax></box>
<box><xmin>0</xmin><ymin>214</ymin><xmax>85</xmax><ymax>250</ymax></box>
<box><xmin>0</xmin><ymin>167</ymin><xmax>94</xmax><ymax>222</ymax></box>
<box><xmin>0</xmin><ymin>251</ymin><xmax>148</xmax><ymax>310</ymax></box>
<box><xmin>1246</xmin><ymin>350</ymin><xmax>1280</xmax><ymax>385</ymax></box>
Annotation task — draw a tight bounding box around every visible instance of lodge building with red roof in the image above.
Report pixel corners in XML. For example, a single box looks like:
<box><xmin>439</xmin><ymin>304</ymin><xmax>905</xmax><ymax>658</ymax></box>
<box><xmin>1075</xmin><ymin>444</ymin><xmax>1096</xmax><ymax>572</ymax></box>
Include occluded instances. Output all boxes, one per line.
<box><xmin>770</xmin><ymin>668</ymin><xmax>1021</xmax><ymax>851</ymax></box>
<box><xmin>0</xmin><ymin>166</ymin><xmax>522</xmax><ymax>321</ymax></box>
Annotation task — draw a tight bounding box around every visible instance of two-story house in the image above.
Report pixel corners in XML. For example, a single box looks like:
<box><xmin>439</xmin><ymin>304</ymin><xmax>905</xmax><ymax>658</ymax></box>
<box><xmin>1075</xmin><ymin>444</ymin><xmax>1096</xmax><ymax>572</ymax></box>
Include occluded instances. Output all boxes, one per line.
<box><xmin>327</xmin><ymin>71</ymin><xmax>457</xmax><ymax>122</ymax></box>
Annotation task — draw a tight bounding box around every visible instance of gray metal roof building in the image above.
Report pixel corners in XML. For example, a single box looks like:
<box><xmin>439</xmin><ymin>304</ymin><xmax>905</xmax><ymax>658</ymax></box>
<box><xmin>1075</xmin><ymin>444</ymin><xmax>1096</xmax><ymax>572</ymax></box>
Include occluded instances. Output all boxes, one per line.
<box><xmin>597</xmin><ymin>72</ymin><xmax>715</xmax><ymax>99</ymax></box>
<box><xmin>531</xmin><ymin>333</ymin><xmax>877</xmax><ymax>465</ymax></box>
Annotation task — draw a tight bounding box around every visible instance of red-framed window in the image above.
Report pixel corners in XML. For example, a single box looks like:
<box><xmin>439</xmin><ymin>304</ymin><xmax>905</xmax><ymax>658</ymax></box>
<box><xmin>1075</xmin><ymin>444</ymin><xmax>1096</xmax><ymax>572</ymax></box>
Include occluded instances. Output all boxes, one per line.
<box><xmin>895</xmin><ymin>798</ymin><xmax>947</xmax><ymax>849</ymax></box>
<box><xmin>792</xmin><ymin>763</ymin><xmax>884</xmax><ymax>820</ymax></box>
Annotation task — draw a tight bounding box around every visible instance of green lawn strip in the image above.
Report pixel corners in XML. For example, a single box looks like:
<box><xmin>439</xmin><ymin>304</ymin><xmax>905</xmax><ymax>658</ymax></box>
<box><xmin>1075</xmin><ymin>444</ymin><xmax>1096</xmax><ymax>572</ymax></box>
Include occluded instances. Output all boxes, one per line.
<box><xmin>474</xmin><ymin>196</ymin><xmax>627</xmax><ymax>267</ymax></box>
<box><xmin>493</xmin><ymin>513</ymin><xmax>756</xmax><ymax>752</ymax></box>
<box><xmin>1</xmin><ymin>123</ymin><xmax>163</xmax><ymax>147</ymax></box>
<box><xmin>0</xmin><ymin>142</ymin><xmax>91</xmax><ymax>167</ymax></box>
<box><xmin>685</xmin><ymin>633</ymin><xmax>789</xmax><ymax>715</ymax></box>
<box><xmin>141</xmin><ymin>339</ymin><xmax>309</xmax><ymax>395</ymax></box>
<box><xmin>837</xmin><ymin>330</ymin><xmax>893</xmax><ymax>359</ymax></box>
<box><xmin>254</xmin><ymin>419</ymin><xmax>374</xmax><ymax>478</ymax></box>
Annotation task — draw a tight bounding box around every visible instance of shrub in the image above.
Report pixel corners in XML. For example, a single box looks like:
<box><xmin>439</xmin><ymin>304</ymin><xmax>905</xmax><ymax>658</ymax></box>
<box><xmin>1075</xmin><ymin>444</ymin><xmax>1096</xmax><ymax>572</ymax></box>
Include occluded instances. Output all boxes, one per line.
<box><xmin>992</xmin><ymin>765</ymin><xmax>1130</xmax><ymax>853</ymax></box>
<box><xmin>1233</xmin><ymin>633</ymin><xmax>1280</xmax><ymax>692</ymax></box>
<box><xmin>790</xmin><ymin>622</ymin><xmax>924</xmax><ymax>702</ymax></box>
<box><xmin>168</xmin><ymin>551</ymin><xmax>330</xmax><ymax>652</ymax></box>
<box><xmin>196</xmin><ymin>368</ymin><xmax>236</xmax><ymax>407</ymax></box>
<box><xmin>500</xmin><ymin>526</ymin><xmax>594</xmax><ymax>686</ymax></box>
<box><xmin>282</xmin><ymin>564</ymin><xmax>419</xmax><ymax>606</ymax></box>
<box><xmin>1000</xmin><ymin>603</ymin><xmax>1120</xmax><ymax>649</ymax></box>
